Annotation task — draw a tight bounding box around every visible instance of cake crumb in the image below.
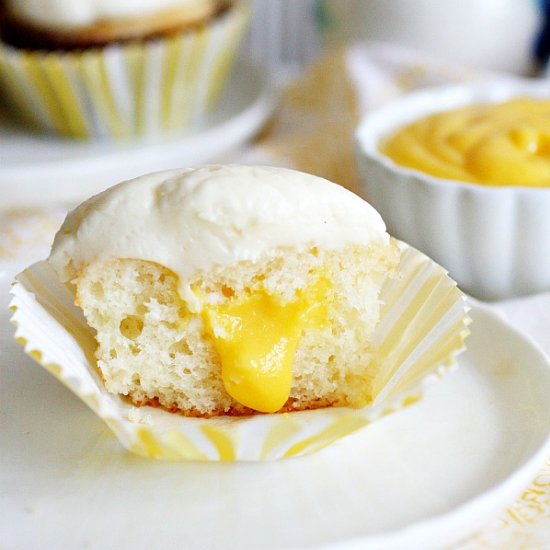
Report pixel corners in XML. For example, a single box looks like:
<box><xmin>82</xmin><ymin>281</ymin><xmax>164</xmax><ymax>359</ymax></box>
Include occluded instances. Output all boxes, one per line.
<box><xmin>127</xmin><ymin>408</ymin><xmax>153</xmax><ymax>425</ymax></box>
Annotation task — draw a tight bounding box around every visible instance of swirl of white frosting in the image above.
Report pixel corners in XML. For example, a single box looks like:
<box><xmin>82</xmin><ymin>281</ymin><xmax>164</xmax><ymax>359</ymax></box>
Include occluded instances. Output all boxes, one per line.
<box><xmin>49</xmin><ymin>165</ymin><xmax>389</xmax><ymax>304</ymax></box>
<box><xmin>5</xmin><ymin>0</ymin><xmax>214</xmax><ymax>30</ymax></box>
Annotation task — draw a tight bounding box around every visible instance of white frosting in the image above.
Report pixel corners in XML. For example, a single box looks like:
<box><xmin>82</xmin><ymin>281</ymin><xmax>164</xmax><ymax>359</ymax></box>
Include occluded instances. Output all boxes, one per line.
<box><xmin>6</xmin><ymin>0</ymin><xmax>212</xmax><ymax>30</ymax></box>
<box><xmin>49</xmin><ymin>165</ymin><xmax>389</xmax><ymax>306</ymax></box>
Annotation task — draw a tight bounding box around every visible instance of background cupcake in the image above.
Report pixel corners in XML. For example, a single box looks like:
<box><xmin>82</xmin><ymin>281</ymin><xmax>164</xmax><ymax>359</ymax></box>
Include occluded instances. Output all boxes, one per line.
<box><xmin>0</xmin><ymin>0</ymin><xmax>249</xmax><ymax>139</ymax></box>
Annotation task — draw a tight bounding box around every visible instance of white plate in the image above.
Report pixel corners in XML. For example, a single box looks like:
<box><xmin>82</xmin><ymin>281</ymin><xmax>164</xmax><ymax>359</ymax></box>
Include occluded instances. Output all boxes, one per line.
<box><xmin>1</xmin><ymin>268</ymin><xmax>550</xmax><ymax>549</ymax></box>
<box><xmin>0</xmin><ymin>57</ymin><xmax>276</xmax><ymax>209</ymax></box>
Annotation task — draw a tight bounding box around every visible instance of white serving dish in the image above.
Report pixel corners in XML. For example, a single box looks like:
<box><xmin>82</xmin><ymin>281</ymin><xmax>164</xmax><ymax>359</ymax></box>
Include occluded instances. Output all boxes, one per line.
<box><xmin>2</xmin><ymin>254</ymin><xmax>550</xmax><ymax>548</ymax></box>
<box><xmin>355</xmin><ymin>81</ymin><xmax>550</xmax><ymax>301</ymax></box>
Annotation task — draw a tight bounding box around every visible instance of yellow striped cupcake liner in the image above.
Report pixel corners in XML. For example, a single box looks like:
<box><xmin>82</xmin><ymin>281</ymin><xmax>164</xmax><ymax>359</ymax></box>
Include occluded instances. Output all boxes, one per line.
<box><xmin>9</xmin><ymin>242</ymin><xmax>470</xmax><ymax>461</ymax></box>
<box><xmin>0</xmin><ymin>3</ymin><xmax>248</xmax><ymax>139</ymax></box>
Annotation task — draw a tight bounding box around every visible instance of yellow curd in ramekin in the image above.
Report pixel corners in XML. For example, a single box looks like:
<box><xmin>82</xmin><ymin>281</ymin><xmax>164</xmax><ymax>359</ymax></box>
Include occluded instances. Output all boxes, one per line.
<box><xmin>380</xmin><ymin>98</ymin><xmax>550</xmax><ymax>187</ymax></box>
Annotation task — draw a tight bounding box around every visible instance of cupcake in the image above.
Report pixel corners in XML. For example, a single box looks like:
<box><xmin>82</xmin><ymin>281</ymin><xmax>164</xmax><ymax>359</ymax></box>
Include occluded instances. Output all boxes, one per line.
<box><xmin>48</xmin><ymin>165</ymin><xmax>401</xmax><ymax>416</ymax></box>
<box><xmin>11</xmin><ymin>165</ymin><xmax>469</xmax><ymax>460</ymax></box>
<box><xmin>0</xmin><ymin>0</ymin><xmax>248</xmax><ymax>138</ymax></box>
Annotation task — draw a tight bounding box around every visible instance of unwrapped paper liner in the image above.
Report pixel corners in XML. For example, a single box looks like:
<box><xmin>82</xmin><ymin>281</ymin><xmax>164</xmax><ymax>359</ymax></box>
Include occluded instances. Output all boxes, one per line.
<box><xmin>0</xmin><ymin>3</ymin><xmax>248</xmax><ymax>139</ymax></box>
<box><xmin>9</xmin><ymin>243</ymin><xmax>470</xmax><ymax>461</ymax></box>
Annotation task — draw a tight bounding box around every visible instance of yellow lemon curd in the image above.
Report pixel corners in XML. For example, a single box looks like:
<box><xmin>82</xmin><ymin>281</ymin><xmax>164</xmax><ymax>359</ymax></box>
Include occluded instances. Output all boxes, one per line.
<box><xmin>200</xmin><ymin>276</ymin><xmax>330</xmax><ymax>413</ymax></box>
<box><xmin>381</xmin><ymin>98</ymin><xmax>550</xmax><ymax>187</ymax></box>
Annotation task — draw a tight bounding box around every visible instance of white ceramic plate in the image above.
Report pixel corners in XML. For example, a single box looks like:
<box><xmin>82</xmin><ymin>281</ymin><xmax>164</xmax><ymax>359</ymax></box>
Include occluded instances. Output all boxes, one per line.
<box><xmin>0</xmin><ymin>57</ymin><xmax>276</xmax><ymax>209</ymax></box>
<box><xmin>1</xmin><ymin>268</ymin><xmax>550</xmax><ymax>549</ymax></box>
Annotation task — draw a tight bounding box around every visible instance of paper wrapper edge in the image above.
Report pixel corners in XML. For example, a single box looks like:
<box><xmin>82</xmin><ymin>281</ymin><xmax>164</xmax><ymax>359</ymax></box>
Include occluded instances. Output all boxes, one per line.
<box><xmin>9</xmin><ymin>243</ymin><xmax>470</xmax><ymax>461</ymax></box>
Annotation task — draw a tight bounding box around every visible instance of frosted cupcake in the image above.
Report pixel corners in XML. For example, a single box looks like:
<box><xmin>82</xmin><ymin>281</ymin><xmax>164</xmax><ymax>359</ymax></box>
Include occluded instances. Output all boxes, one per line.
<box><xmin>48</xmin><ymin>165</ymin><xmax>401</xmax><ymax>416</ymax></box>
<box><xmin>0</xmin><ymin>0</ymin><xmax>248</xmax><ymax>138</ymax></box>
<box><xmin>11</xmin><ymin>165</ymin><xmax>469</xmax><ymax>460</ymax></box>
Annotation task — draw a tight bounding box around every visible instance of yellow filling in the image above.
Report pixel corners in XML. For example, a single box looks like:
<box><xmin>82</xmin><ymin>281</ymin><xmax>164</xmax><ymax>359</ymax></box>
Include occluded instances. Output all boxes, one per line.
<box><xmin>201</xmin><ymin>276</ymin><xmax>330</xmax><ymax>413</ymax></box>
<box><xmin>381</xmin><ymin>98</ymin><xmax>550</xmax><ymax>187</ymax></box>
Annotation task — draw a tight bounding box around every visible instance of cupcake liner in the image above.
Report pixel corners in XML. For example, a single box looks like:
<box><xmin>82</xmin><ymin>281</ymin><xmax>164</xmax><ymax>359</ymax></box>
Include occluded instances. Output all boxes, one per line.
<box><xmin>0</xmin><ymin>3</ymin><xmax>248</xmax><ymax>139</ymax></box>
<box><xmin>9</xmin><ymin>242</ymin><xmax>470</xmax><ymax>461</ymax></box>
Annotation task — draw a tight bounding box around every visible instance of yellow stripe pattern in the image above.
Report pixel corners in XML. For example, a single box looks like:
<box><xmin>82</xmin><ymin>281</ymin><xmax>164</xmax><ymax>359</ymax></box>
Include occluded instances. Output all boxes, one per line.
<box><xmin>200</xmin><ymin>425</ymin><xmax>236</xmax><ymax>461</ymax></box>
<box><xmin>0</xmin><ymin>55</ymin><xmax>44</xmax><ymax>128</ymax></box>
<box><xmin>370</xmin><ymin>244</ymin><xmax>470</xmax><ymax>404</ymax></box>
<box><xmin>283</xmin><ymin>415</ymin><xmax>370</xmax><ymax>458</ymax></box>
<box><xmin>43</xmin><ymin>55</ymin><xmax>89</xmax><ymax>137</ymax></box>
<box><xmin>261</xmin><ymin>414</ymin><xmax>302</xmax><ymax>459</ymax></box>
<box><xmin>0</xmin><ymin>5</ymin><xmax>248</xmax><ymax>139</ymax></box>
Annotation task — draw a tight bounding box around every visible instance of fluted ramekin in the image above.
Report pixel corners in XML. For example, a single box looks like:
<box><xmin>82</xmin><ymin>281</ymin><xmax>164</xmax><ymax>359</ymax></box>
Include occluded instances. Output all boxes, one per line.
<box><xmin>355</xmin><ymin>81</ymin><xmax>550</xmax><ymax>301</ymax></box>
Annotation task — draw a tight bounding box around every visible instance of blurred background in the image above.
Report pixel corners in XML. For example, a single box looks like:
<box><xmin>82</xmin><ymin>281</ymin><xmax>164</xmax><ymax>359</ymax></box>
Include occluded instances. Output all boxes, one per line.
<box><xmin>244</xmin><ymin>0</ymin><xmax>544</xmax><ymax>77</ymax></box>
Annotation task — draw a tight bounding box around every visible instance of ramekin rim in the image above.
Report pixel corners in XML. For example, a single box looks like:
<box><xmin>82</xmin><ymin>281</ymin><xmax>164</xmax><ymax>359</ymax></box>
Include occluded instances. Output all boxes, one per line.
<box><xmin>355</xmin><ymin>80</ymin><xmax>550</xmax><ymax>195</ymax></box>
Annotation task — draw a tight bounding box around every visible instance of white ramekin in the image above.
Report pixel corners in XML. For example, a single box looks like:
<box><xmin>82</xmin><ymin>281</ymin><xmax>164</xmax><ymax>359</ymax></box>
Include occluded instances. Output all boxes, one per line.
<box><xmin>355</xmin><ymin>81</ymin><xmax>550</xmax><ymax>301</ymax></box>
